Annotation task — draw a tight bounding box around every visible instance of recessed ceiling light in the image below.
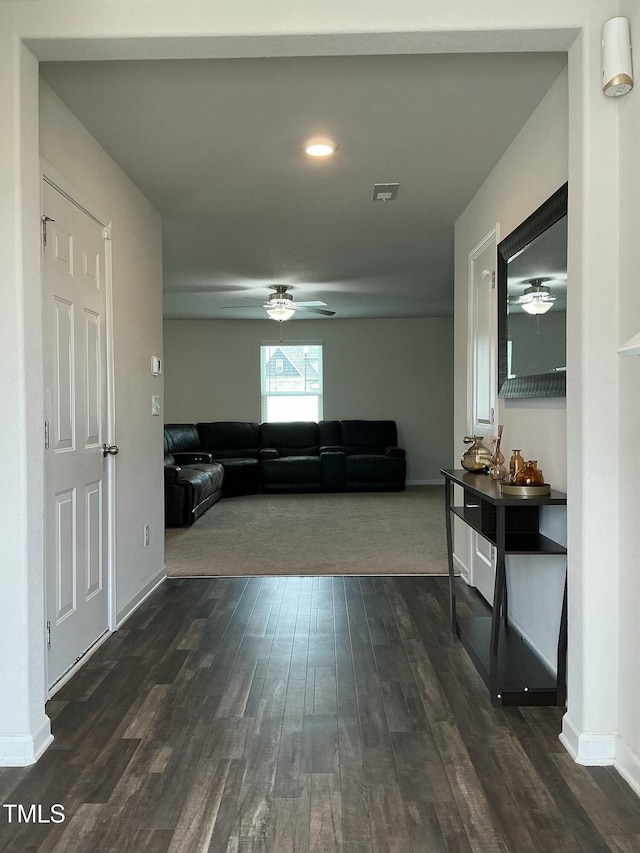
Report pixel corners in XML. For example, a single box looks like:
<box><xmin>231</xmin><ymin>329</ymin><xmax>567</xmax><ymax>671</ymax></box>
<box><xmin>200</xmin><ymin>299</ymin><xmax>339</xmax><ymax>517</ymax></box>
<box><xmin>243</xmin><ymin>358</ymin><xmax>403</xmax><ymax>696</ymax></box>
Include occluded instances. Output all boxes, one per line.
<box><xmin>305</xmin><ymin>142</ymin><xmax>336</xmax><ymax>157</ymax></box>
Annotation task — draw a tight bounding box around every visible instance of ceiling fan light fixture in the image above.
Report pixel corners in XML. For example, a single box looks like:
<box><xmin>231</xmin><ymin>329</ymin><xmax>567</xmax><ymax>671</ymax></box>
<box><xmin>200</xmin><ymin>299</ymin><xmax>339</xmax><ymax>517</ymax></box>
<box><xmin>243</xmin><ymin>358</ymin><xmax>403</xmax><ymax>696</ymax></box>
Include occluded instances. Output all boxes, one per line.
<box><xmin>519</xmin><ymin>280</ymin><xmax>556</xmax><ymax>315</ymax></box>
<box><xmin>521</xmin><ymin>298</ymin><xmax>554</xmax><ymax>315</ymax></box>
<box><xmin>265</xmin><ymin>302</ymin><xmax>296</xmax><ymax>322</ymax></box>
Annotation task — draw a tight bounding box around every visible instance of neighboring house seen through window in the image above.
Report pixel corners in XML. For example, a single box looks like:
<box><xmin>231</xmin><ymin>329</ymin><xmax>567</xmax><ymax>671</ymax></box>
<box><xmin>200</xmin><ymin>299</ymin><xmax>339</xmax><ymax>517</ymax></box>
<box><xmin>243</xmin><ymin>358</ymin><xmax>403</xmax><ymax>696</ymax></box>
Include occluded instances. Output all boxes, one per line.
<box><xmin>260</xmin><ymin>343</ymin><xmax>323</xmax><ymax>422</ymax></box>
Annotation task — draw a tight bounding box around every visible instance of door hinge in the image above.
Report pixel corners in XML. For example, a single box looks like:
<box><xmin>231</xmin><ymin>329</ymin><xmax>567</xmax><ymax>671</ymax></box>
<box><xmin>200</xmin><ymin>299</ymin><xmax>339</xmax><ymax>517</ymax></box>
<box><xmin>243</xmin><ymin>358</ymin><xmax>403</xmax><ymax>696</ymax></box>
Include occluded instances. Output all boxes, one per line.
<box><xmin>41</xmin><ymin>215</ymin><xmax>55</xmax><ymax>247</ymax></box>
<box><xmin>46</xmin><ymin>620</ymin><xmax>51</xmax><ymax>649</ymax></box>
<box><xmin>44</xmin><ymin>420</ymin><xmax>50</xmax><ymax>449</ymax></box>
<box><xmin>490</xmin><ymin>407</ymin><xmax>495</xmax><ymax>424</ymax></box>
<box><xmin>491</xmin><ymin>270</ymin><xmax>496</xmax><ymax>288</ymax></box>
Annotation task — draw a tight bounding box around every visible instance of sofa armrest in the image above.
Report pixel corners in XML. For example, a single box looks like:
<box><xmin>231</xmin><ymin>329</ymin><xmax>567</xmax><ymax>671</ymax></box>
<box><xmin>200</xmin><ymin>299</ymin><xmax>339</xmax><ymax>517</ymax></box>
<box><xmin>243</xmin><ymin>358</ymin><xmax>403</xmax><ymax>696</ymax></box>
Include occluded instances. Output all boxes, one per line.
<box><xmin>164</xmin><ymin>464</ymin><xmax>183</xmax><ymax>485</ymax></box>
<box><xmin>321</xmin><ymin>450</ymin><xmax>346</xmax><ymax>491</ymax></box>
<box><xmin>385</xmin><ymin>446</ymin><xmax>406</xmax><ymax>459</ymax></box>
<box><xmin>320</xmin><ymin>445</ymin><xmax>343</xmax><ymax>453</ymax></box>
<box><xmin>173</xmin><ymin>451</ymin><xmax>214</xmax><ymax>464</ymax></box>
<box><xmin>259</xmin><ymin>447</ymin><xmax>279</xmax><ymax>460</ymax></box>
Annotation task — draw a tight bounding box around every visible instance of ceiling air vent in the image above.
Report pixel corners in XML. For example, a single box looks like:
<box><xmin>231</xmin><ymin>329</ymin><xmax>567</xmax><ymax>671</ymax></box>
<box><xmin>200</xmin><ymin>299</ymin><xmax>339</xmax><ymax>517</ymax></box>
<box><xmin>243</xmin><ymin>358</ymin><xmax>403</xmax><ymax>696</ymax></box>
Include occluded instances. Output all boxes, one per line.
<box><xmin>371</xmin><ymin>183</ymin><xmax>399</xmax><ymax>202</ymax></box>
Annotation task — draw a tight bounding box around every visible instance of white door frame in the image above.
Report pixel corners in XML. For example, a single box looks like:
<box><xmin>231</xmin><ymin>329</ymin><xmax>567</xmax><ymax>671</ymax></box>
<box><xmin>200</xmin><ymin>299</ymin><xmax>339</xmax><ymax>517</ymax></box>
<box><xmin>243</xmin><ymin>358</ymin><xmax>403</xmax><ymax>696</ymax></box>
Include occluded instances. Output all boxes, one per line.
<box><xmin>466</xmin><ymin>225</ymin><xmax>499</xmax><ymax>438</ymax></box>
<box><xmin>41</xmin><ymin>160</ymin><xmax>117</xmax><ymax>695</ymax></box>
<box><xmin>459</xmin><ymin>226</ymin><xmax>499</xmax><ymax>593</ymax></box>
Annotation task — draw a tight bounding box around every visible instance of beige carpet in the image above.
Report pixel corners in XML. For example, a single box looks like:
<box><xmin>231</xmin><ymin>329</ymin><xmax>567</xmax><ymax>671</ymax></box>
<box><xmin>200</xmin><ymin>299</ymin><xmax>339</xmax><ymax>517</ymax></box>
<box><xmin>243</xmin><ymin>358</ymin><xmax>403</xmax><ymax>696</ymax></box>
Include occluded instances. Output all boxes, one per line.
<box><xmin>165</xmin><ymin>486</ymin><xmax>448</xmax><ymax>576</ymax></box>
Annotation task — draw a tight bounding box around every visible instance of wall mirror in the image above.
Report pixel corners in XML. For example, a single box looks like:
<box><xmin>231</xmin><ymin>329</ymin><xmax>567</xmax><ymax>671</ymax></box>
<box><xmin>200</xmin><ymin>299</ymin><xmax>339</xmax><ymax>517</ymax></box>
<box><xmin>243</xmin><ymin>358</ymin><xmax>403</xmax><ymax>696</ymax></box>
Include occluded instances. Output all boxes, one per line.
<box><xmin>497</xmin><ymin>182</ymin><xmax>568</xmax><ymax>398</ymax></box>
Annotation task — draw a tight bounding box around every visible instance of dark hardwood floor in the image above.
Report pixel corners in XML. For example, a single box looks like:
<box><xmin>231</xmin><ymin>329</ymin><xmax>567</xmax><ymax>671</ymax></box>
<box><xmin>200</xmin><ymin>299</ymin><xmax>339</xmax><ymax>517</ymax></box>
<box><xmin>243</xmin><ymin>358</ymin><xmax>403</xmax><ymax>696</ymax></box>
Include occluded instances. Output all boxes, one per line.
<box><xmin>1</xmin><ymin>576</ymin><xmax>639</xmax><ymax>852</ymax></box>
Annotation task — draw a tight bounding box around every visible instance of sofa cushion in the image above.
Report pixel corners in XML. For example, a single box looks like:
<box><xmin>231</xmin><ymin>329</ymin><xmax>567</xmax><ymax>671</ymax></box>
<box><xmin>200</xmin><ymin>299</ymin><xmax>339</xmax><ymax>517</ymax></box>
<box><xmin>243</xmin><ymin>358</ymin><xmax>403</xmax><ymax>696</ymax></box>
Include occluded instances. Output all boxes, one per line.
<box><xmin>345</xmin><ymin>454</ymin><xmax>406</xmax><ymax>490</ymax></box>
<box><xmin>319</xmin><ymin>420</ymin><xmax>342</xmax><ymax>447</ymax></box>
<box><xmin>340</xmin><ymin>420</ymin><xmax>398</xmax><ymax>455</ymax></box>
<box><xmin>212</xmin><ymin>457</ymin><xmax>261</xmax><ymax>497</ymax></box>
<box><xmin>164</xmin><ymin>423</ymin><xmax>202</xmax><ymax>455</ymax></box>
<box><xmin>177</xmin><ymin>462</ymin><xmax>224</xmax><ymax>497</ymax></box>
<box><xmin>196</xmin><ymin>421</ymin><xmax>260</xmax><ymax>458</ymax></box>
<box><xmin>260</xmin><ymin>421</ymin><xmax>320</xmax><ymax>457</ymax></box>
<box><xmin>261</xmin><ymin>455</ymin><xmax>322</xmax><ymax>491</ymax></box>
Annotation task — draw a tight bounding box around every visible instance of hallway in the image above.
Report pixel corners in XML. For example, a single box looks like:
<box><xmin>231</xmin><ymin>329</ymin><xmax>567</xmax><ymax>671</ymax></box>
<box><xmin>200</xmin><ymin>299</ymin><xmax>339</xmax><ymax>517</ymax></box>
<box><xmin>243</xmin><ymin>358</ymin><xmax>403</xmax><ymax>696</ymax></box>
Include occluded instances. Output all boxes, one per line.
<box><xmin>0</xmin><ymin>576</ymin><xmax>638</xmax><ymax>851</ymax></box>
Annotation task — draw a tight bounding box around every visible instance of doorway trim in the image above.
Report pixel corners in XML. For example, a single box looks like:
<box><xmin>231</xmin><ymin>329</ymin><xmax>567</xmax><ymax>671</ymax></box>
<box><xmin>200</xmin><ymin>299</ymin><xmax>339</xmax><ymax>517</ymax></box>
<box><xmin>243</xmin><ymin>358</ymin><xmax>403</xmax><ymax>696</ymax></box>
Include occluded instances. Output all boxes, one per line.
<box><xmin>466</xmin><ymin>226</ymin><xmax>499</xmax><ymax>438</ymax></box>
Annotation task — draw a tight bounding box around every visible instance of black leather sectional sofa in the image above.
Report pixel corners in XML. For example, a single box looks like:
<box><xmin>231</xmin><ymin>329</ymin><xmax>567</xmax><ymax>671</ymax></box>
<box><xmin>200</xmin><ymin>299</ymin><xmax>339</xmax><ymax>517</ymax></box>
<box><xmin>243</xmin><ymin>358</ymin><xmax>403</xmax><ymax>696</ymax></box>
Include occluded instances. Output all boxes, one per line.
<box><xmin>163</xmin><ymin>419</ymin><xmax>406</xmax><ymax>526</ymax></box>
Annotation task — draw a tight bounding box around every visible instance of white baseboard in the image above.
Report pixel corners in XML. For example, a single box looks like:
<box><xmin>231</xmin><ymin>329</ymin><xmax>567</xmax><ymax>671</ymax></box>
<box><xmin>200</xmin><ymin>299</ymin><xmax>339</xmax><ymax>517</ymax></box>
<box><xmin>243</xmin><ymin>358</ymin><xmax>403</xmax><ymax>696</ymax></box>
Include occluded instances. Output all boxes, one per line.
<box><xmin>406</xmin><ymin>479</ymin><xmax>444</xmax><ymax>486</ymax></box>
<box><xmin>614</xmin><ymin>734</ymin><xmax>640</xmax><ymax>797</ymax></box>
<box><xmin>560</xmin><ymin>715</ymin><xmax>640</xmax><ymax>791</ymax></box>
<box><xmin>559</xmin><ymin>714</ymin><xmax>616</xmax><ymax>765</ymax></box>
<box><xmin>116</xmin><ymin>570</ymin><xmax>166</xmax><ymax>629</ymax></box>
<box><xmin>0</xmin><ymin>716</ymin><xmax>53</xmax><ymax>767</ymax></box>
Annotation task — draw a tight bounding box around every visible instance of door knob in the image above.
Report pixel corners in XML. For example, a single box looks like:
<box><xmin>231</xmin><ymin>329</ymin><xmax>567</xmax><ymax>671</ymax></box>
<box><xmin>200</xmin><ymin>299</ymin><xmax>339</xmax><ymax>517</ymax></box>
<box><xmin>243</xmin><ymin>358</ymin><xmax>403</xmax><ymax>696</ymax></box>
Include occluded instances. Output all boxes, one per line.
<box><xmin>102</xmin><ymin>443</ymin><xmax>119</xmax><ymax>457</ymax></box>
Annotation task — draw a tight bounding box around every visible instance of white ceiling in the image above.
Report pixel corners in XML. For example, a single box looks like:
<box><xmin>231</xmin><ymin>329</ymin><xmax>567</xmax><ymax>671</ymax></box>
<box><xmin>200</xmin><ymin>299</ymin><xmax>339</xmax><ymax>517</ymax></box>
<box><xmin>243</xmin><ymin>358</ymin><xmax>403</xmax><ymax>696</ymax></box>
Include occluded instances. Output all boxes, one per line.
<box><xmin>40</xmin><ymin>53</ymin><xmax>567</xmax><ymax>321</ymax></box>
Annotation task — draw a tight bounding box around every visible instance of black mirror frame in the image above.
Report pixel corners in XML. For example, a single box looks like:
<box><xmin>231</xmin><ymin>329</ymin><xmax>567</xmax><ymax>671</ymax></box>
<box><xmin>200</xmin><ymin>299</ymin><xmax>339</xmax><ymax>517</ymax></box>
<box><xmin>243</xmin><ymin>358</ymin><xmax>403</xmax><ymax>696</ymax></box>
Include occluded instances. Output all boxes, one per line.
<box><xmin>497</xmin><ymin>182</ymin><xmax>568</xmax><ymax>399</ymax></box>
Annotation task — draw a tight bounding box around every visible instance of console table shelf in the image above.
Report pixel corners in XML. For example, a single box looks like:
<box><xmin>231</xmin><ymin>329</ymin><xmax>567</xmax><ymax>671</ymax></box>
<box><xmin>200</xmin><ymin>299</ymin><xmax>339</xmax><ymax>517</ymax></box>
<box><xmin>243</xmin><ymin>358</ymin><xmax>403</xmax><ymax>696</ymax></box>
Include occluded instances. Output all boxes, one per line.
<box><xmin>442</xmin><ymin>468</ymin><xmax>567</xmax><ymax>707</ymax></box>
<box><xmin>449</xmin><ymin>507</ymin><xmax>567</xmax><ymax>555</ymax></box>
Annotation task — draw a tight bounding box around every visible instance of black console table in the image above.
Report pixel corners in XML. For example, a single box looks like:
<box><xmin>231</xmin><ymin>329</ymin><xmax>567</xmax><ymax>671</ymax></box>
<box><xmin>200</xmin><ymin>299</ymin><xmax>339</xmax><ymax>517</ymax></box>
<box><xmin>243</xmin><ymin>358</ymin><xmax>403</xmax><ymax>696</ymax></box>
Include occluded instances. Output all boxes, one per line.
<box><xmin>441</xmin><ymin>468</ymin><xmax>567</xmax><ymax>707</ymax></box>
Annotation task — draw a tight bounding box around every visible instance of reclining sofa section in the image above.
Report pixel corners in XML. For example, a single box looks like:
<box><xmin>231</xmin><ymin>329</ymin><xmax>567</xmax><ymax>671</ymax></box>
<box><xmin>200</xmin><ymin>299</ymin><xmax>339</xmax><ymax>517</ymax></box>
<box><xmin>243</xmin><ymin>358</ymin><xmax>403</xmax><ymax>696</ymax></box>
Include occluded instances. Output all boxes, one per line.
<box><xmin>163</xmin><ymin>419</ymin><xmax>406</xmax><ymax>525</ymax></box>
<box><xmin>163</xmin><ymin>425</ymin><xmax>224</xmax><ymax>527</ymax></box>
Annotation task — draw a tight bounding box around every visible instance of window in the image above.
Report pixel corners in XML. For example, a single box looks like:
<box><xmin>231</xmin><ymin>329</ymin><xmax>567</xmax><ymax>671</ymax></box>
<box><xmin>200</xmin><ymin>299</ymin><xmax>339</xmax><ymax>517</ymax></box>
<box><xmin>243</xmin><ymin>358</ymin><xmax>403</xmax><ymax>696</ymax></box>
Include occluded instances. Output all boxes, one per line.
<box><xmin>260</xmin><ymin>343</ymin><xmax>323</xmax><ymax>422</ymax></box>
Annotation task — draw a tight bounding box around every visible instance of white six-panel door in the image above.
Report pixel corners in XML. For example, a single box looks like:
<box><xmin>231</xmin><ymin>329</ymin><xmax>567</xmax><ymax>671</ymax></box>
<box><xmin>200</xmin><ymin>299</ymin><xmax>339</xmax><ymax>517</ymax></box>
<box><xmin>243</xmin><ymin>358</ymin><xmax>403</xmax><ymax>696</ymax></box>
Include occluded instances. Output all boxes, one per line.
<box><xmin>43</xmin><ymin>179</ymin><xmax>110</xmax><ymax>688</ymax></box>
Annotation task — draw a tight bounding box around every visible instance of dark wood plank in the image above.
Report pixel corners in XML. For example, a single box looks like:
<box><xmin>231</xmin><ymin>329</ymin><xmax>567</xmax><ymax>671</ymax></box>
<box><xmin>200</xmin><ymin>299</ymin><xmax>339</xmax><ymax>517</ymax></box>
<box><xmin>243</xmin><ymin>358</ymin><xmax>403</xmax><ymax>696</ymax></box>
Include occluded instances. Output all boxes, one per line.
<box><xmin>207</xmin><ymin>757</ymin><xmax>245</xmax><ymax>853</ymax></box>
<box><xmin>341</xmin><ymin>766</ymin><xmax>372</xmax><ymax>849</ymax></box>
<box><xmin>302</xmin><ymin>715</ymin><xmax>339</xmax><ymax>775</ymax></box>
<box><xmin>368</xmin><ymin>783</ymin><xmax>413</xmax><ymax>852</ymax></box>
<box><xmin>309</xmin><ymin>773</ymin><xmax>343</xmax><ymax>852</ymax></box>
<box><xmin>403</xmin><ymin>800</ymin><xmax>448</xmax><ymax>853</ymax></box>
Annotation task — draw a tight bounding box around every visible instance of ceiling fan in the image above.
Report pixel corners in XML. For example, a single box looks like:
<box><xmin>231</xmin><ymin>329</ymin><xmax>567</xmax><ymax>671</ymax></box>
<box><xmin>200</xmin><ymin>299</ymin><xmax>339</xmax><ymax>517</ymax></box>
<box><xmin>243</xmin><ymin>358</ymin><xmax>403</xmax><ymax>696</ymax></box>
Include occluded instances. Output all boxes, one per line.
<box><xmin>223</xmin><ymin>285</ymin><xmax>336</xmax><ymax>322</ymax></box>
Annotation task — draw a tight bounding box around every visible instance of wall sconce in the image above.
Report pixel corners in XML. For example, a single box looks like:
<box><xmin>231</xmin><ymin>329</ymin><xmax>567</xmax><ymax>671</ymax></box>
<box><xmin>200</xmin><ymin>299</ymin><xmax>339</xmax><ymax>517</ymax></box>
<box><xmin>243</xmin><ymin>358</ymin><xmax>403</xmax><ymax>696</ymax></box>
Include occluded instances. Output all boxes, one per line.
<box><xmin>602</xmin><ymin>17</ymin><xmax>634</xmax><ymax>97</ymax></box>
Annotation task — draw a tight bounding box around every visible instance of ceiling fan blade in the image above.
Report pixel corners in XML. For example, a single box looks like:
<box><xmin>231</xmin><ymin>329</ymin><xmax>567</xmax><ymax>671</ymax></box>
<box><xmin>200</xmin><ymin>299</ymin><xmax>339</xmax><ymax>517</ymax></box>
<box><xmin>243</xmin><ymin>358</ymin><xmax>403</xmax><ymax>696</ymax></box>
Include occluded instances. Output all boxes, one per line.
<box><xmin>293</xmin><ymin>300</ymin><xmax>328</xmax><ymax>307</ymax></box>
<box><xmin>296</xmin><ymin>305</ymin><xmax>336</xmax><ymax>316</ymax></box>
<box><xmin>218</xmin><ymin>298</ymin><xmax>266</xmax><ymax>308</ymax></box>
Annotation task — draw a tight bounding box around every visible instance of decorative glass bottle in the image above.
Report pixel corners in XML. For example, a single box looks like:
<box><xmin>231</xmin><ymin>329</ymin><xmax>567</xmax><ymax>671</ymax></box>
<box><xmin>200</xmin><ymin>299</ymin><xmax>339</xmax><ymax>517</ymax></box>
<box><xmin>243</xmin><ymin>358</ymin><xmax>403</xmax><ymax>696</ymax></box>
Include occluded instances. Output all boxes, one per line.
<box><xmin>514</xmin><ymin>460</ymin><xmax>544</xmax><ymax>486</ymax></box>
<box><xmin>490</xmin><ymin>446</ymin><xmax>507</xmax><ymax>480</ymax></box>
<box><xmin>509</xmin><ymin>450</ymin><xmax>525</xmax><ymax>484</ymax></box>
<box><xmin>461</xmin><ymin>436</ymin><xmax>493</xmax><ymax>473</ymax></box>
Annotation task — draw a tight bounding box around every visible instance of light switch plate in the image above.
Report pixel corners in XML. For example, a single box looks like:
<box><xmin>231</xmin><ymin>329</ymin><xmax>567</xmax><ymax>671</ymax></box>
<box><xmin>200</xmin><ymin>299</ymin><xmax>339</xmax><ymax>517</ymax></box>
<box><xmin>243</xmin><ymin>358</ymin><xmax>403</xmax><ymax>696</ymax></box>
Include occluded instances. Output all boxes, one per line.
<box><xmin>151</xmin><ymin>356</ymin><xmax>162</xmax><ymax>376</ymax></box>
<box><xmin>151</xmin><ymin>395</ymin><xmax>161</xmax><ymax>416</ymax></box>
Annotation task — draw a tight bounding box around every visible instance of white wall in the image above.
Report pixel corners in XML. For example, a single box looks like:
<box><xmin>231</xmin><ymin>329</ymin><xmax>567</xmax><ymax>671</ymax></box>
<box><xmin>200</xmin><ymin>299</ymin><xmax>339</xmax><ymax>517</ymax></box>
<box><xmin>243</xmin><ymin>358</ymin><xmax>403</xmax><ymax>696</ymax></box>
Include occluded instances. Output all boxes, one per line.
<box><xmin>454</xmin><ymin>68</ymin><xmax>568</xmax><ymax>669</ymax></box>
<box><xmin>616</xmin><ymin>0</ymin><xmax>640</xmax><ymax>795</ymax></box>
<box><xmin>39</xmin><ymin>81</ymin><xmax>165</xmax><ymax>622</ymax></box>
<box><xmin>164</xmin><ymin>317</ymin><xmax>453</xmax><ymax>482</ymax></box>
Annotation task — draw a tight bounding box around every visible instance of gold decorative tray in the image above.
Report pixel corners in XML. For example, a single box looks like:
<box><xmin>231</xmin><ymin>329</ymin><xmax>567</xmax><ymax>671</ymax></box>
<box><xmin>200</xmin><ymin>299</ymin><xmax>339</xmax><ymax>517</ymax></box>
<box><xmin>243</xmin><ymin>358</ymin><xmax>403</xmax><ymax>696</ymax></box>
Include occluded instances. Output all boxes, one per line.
<box><xmin>500</xmin><ymin>483</ymin><xmax>551</xmax><ymax>497</ymax></box>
